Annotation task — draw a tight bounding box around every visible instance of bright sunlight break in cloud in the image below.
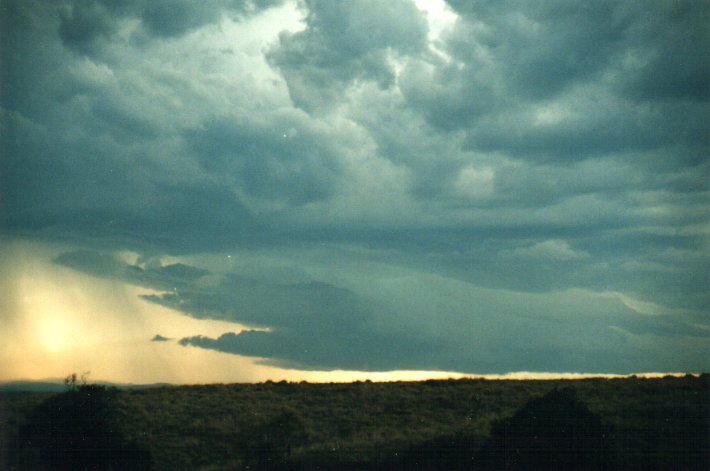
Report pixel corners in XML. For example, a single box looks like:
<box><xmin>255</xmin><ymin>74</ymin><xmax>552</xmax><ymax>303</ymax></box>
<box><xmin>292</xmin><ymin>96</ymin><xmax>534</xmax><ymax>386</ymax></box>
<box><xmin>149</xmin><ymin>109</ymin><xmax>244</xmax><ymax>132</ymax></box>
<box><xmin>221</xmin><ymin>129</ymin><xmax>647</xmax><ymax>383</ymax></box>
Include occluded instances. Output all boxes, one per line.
<box><xmin>1</xmin><ymin>0</ymin><xmax>708</xmax><ymax>384</ymax></box>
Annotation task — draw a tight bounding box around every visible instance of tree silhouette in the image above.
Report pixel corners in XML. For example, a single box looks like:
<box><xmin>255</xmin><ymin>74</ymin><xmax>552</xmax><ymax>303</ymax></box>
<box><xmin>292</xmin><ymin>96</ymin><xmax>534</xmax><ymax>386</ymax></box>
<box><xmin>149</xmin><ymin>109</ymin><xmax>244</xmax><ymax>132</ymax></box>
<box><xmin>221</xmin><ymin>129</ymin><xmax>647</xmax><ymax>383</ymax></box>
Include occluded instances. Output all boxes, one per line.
<box><xmin>479</xmin><ymin>388</ymin><xmax>613</xmax><ymax>470</ymax></box>
<box><xmin>18</xmin><ymin>376</ymin><xmax>151</xmax><ymax>470</ymax></box>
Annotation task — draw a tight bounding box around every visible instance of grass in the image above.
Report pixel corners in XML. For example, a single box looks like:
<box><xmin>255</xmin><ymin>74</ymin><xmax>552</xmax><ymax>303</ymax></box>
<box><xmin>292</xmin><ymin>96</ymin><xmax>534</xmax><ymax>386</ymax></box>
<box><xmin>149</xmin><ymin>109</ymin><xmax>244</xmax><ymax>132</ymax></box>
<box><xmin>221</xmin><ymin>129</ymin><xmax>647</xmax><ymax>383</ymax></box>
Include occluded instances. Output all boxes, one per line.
<box><xmin>2</xmin><ymin>375</ymin><xmax>708</xmax><ymax>470</ymax></box>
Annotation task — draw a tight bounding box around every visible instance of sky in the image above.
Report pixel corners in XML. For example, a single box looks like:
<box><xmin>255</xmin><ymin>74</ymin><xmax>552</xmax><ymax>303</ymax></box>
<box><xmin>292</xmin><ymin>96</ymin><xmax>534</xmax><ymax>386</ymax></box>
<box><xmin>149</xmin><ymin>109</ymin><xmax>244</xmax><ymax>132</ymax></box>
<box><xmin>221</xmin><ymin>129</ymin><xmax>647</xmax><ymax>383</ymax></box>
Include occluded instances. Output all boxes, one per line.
<box><xmin>0</xmin><ymin>0</ymin><xmax>708</xmax><ymax>384</ymax></box>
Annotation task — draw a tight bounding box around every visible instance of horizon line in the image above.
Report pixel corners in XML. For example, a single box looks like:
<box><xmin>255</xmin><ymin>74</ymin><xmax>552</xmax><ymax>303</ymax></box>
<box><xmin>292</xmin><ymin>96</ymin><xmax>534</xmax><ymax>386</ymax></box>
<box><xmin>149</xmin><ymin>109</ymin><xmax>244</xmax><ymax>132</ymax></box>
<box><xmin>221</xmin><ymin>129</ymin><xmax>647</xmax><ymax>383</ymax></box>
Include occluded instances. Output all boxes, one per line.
<box><xmin>2</xmin><ymin>371</ymin><xmax>703</xmax><ymax>388</ymax></box>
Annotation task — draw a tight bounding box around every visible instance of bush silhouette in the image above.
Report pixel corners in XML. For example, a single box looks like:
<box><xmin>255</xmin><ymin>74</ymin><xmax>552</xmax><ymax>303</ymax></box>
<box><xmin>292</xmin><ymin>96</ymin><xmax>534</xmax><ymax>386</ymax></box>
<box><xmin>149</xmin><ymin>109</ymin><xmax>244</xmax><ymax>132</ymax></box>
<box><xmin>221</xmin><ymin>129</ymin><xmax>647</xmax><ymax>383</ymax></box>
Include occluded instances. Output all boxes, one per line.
<box><xmin>18</xmin><ymin>379</ymin><xmax>151</xmax><ymax>470</ymax></box>
<box><xmin>479</xmin><ymin>388</ymin><xmax>613</xmax><ymax>470</ymax></box>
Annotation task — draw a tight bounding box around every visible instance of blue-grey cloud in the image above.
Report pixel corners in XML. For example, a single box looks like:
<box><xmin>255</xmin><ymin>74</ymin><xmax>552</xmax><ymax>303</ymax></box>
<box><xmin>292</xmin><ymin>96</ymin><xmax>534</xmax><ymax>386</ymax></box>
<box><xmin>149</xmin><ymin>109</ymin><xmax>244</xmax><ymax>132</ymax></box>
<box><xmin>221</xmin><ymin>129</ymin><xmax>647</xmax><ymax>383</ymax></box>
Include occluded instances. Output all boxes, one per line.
<box><xmin>444</xmin><ymin>1</ymin><xmax>626</xmax><ymax>100</ymax></box>
<box><xmin>53</xmin><ymin>249</ymin><xmax>710</xmax><ymax>373</ymax></box>
<box><xmin>2</xmin><ymin>0</ymin><xmax>708</xmax><ymax>374</ymax></box>
<box><xmin>399</xmin><ymin>1</ymin><xmax>710</xmax><ymax>161</ymax></box>
<box><xmin>268</xmin><ymin>0</ymin><xmax>428</xmax><ymax>112</ymax></box>
<box><xmin>616</xmin><ymin>1</ymin><xmax>710</xmax><ymax>102</ymax></box>
<box><xmin>141</xmin><ymin>0</ymin><xmax>287</xmax><ymax>38</ymax></box>
<box><xmin>141</xmin><ymin>0</ymin><xmax>226</xmax><ymax>38</ymax></box>
<box><xmin>53</xmin><ymin>250</ymin><xmax>446</xmax><ymax>370</ymax></box>
<box><xmin>58</xmin><ymin>1</ymin><xmax>118</xmax><ymax>54</ymax></box>
<box><xmin>186</xmin><ymin>115</ymin><xmax>344</xmax><ymax>206</ymax></box>
<box><xmin>54</xmin><ymin>0</ymin><xmax>288</xmax><ymax>55</ymax></box>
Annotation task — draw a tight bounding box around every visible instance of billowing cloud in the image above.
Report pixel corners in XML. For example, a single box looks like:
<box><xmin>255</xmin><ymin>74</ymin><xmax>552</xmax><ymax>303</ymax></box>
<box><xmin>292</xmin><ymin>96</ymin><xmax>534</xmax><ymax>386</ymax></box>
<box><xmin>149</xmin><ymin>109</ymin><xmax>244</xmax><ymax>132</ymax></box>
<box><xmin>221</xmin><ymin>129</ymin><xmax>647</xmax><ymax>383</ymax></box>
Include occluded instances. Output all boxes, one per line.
<box><xmin>268</xmin><ymin>0</ymin><xmax>428</xmax><ymax>112</ymax></box>
<box><xmin>401</xmin><ymin>1</ymin><xmax>709</xmax><ymax>162</ymax></box>
<box><xmin>55</xmin><ymin>0</ymin><xmax>288</xmax><ymax>53</ymax></box>
<box><xmin>1</xmin><ymin>0</ymin><xmax>708</xmax><ymax>377</ymax></box>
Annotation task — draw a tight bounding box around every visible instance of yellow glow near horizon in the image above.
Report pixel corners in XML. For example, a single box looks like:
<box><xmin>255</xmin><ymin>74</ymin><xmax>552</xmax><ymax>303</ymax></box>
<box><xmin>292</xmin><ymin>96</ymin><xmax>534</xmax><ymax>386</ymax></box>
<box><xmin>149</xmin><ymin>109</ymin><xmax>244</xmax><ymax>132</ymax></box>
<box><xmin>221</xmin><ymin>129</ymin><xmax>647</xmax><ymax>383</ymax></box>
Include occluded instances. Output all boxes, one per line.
<box><xmin>0</xmin><ymin>240</ymin><xmax>481</xmax><ymax>385</ymax></box>
<box><xmin>0</xmin><ymin>239</ymin><xmax>691</xmax><ymax>386</ymax></box>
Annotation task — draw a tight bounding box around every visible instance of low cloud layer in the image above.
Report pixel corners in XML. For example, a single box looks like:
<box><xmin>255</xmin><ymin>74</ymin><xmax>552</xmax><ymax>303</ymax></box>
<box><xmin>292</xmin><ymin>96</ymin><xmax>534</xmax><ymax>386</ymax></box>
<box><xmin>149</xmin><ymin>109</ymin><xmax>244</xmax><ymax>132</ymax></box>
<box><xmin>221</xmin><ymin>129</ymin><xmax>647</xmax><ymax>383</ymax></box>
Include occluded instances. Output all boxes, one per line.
<box><xmin>2</xmin><ymin>0</ymin><xmax>709</xmax><ymax>375</ymax></box>
<box><xmin>53</xmin><ymin>249</ymin><xmax>709</xmax><ymax>373</ymax></box>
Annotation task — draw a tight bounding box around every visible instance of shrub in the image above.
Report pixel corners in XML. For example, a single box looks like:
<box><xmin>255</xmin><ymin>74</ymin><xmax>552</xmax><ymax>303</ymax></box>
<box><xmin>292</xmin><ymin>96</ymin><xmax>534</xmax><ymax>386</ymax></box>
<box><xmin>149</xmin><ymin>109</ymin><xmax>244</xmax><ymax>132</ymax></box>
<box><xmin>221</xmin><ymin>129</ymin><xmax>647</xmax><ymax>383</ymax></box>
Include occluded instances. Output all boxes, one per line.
<box><xmin>479</xmin><ymin>388</ymin><xmax>613</xmax><ymax>470</ymax></box>
<box><xmin>18</xmin><ymin>377</ymin><xmax>151</xmax><ymax>470</ymax></box>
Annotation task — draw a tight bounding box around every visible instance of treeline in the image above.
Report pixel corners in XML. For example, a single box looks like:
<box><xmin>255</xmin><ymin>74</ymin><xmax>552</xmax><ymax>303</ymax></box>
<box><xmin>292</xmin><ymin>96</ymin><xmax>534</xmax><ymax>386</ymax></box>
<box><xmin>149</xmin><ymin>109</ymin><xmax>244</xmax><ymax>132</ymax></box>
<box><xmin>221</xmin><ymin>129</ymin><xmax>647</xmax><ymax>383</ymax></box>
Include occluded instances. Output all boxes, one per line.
<box><xmin>2</xmin><ymin>375</ymin><xmax>708</xmax><ymax>470</ymax></box>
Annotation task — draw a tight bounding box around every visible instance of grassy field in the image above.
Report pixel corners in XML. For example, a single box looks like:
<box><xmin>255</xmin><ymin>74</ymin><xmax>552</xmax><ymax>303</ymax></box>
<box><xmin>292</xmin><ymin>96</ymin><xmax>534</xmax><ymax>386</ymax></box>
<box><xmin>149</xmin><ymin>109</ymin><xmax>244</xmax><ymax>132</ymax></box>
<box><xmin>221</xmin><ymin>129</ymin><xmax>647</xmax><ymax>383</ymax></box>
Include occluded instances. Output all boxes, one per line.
<box><xmin>2</xmin><ymin>375</ymin><xmax>708</xmax><ymax>470</ymax></box>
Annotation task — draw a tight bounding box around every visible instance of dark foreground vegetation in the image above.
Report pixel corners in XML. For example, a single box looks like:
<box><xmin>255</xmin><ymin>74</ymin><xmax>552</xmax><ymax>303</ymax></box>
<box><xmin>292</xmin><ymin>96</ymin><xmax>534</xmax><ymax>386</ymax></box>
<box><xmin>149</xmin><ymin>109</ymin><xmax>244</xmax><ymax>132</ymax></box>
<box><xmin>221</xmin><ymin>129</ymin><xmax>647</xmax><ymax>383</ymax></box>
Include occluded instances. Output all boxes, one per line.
<box><xmin>2</xmin><ymin>375</ymin><xmax>708</xmax><ymax>470</ymax></box>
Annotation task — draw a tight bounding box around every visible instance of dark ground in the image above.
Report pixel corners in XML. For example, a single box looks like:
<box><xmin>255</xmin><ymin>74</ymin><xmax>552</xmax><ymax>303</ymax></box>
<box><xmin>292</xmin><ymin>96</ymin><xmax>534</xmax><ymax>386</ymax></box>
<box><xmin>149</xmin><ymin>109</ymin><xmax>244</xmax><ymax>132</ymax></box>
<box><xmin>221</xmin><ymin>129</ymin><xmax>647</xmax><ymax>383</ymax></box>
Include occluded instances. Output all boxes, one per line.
<box><xmin>2</xmin><ymin>375</ymin><xmax>708</xmax><ymax>470</ymax></box>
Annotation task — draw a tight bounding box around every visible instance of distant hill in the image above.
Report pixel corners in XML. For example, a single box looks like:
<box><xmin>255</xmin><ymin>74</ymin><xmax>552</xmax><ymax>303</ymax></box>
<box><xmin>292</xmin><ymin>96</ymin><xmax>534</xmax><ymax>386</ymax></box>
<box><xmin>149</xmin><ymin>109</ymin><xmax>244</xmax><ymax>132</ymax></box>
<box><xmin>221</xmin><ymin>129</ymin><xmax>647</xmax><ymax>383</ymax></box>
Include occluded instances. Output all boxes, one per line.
<box><xmin>0</xmin><ymin>380</ymin><xmax>170</xmax><ymax>393</ymax></box>
<box><xmin>0</xmin><ymin>381</ymin><xmax>67</xmax><ymax>393</ymax></box>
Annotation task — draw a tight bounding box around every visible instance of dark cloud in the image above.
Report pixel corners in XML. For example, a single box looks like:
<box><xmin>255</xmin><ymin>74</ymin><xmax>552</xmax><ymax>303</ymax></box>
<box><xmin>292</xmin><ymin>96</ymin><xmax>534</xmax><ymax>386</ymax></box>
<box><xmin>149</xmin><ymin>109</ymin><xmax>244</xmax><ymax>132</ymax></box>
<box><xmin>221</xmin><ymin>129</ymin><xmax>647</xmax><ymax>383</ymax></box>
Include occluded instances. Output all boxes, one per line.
<box><xmin>268</xmin><ymin>0</ymin><xmax>428</xmax><ymax>112</ymax></box>
<box><xmin>53</xmin><ymin>249</ymin><xmax>710</xmax><ymax>373</ymax></box>
<box><xmin>460</xmin><ymin>99</ymin><xmax>709</xmax><ymax>162</ymax></box>
<box><xmin>146</xmin><ymin>275</ymin><xmax>451</xmax><ymax>371</ymax></box>
<box><xmin>141</xmin><ymin>0</ymin><xmax>287</xmax><ymax>38</ymax></box>
<box><xmin>445</xmin><ymin>1</ymin><xmax>626</xmax><ymax>99</ymax></box>
<box><xmin>53</xmin><ymin>249</ymin><xmax>446</xmax><ymax>370</ymax></box>
<box><xmin>462</xmin><ymin>106</ymin><xmax>666</xmax><ymax>159</ymax></box>
<box><xmin>400</xmin><ymin>1</ymin><xmax>710</xmax><ymax>161</ymax></box>
<box><xmin>2</xmin><ymin>0</ymin><xmax>709</xmax><ymax>374</ymax></box>
<box><xmin>55</xmin><ymin>250</ymin><xmax>136</xmax><ymax>279</ymax></box>
<box><xmin>186</xmin><ymin>115</ymin><xmax>344</xmax><ymax>206</ymax></box>
<box><xmin>617</xmin><ymin>0</ymin><xmax>710</xmax><ymax>101</ymax></box>
<box><xmin>0</xmin><ymin>1</ymin><xmax>69</xmax><ymax>114</ymax></box>
<box><xmin>55</xmin><ymin>250</ymin><xmax>211</xmax><ymax>292</ymax></box>
<box><xmin>3</xmin><ymin>144</ymin><xmax>261</xmax><ymax>251</ymax></box>
<box><xmin>0</xmin><ymin>0</ymin><xmax>292</xmax><ymax>83</ymax></box>
<box><xmin>141</xmin><ymin>0</ymin><xmax>224</xmax><ymax>37</ymax></box>
<box><xmin>58</xmin><ymin>0</ymin><xmax>119</xmax><ymax>54</ymax></box>
<box><xmin>179</xmin><ymin>328</ymin><xmax>441</xmax><ymax>372</ymax></box>
<box><xmin>53</xmin><ymin>0</ymin><xmax>289</xmax><ymax>54</ymax></box>
<box><xmin>151</xmin><ymin>334</ymin><xmax>171</xmax><ymax>342</ymax></box>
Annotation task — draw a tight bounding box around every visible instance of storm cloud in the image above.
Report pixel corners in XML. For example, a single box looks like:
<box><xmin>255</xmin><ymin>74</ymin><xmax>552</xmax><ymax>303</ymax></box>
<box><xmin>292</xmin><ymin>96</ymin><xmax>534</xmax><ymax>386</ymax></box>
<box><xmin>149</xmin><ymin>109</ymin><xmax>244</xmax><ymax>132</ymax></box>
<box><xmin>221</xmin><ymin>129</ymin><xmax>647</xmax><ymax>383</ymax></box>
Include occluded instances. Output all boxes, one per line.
<box><xmin>2</xmin><ymin>0</ymin><xmax>708</xmax><ymax>376</ymax></box>
<box><xmin>51</xmin><ymin>248</ymin><xmax>709</xmax><ymax>373</ymax></box>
